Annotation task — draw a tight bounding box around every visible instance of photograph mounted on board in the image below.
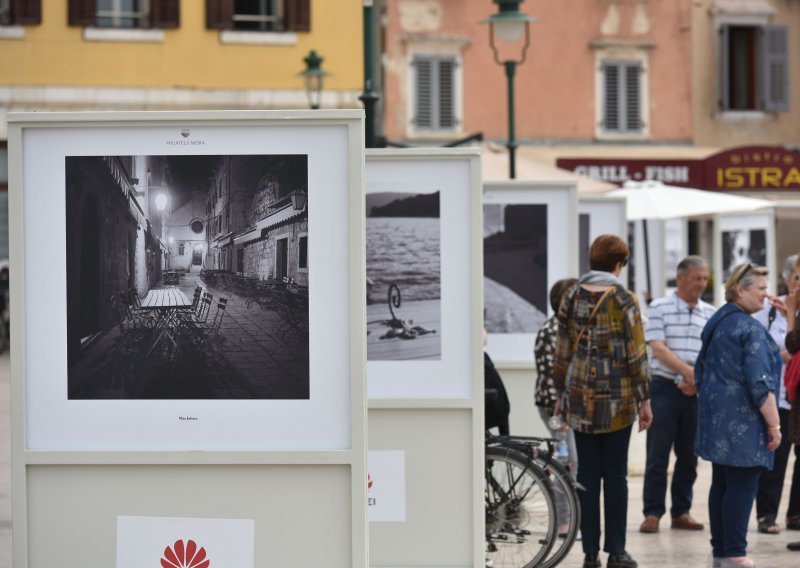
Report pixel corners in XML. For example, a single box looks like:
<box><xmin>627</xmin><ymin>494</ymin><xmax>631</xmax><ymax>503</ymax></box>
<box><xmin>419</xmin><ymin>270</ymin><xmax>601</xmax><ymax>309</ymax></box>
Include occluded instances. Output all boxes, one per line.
<box><xmin>483</xmin><ymin>203</ymin><xmax>548</xmax><ymax>333</ymax></box>
<box><xmin>365</xmin><ymin>186</ymin><xmax>441</xmax><ymax>360</ymax></box>
<box><xmin>721</xmin><ymin>228</ymin><xmax>767</xmax><ymax>282</ymax></box>
<box><xmin>66</xmin><ymin>154</ymin><xmax>310</xmax><ymax>399</ymax></box>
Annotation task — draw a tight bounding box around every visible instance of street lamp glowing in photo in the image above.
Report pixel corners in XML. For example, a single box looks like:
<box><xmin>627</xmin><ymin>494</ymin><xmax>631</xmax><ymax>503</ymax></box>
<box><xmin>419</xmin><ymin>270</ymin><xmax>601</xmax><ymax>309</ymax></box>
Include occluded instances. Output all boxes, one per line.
<box><xmin>300</xmin><ymin>50</ymin><xmax>329</xmax><ymax>110</ymax></box>
<box><xmin>154</xmin><ymin>192</ymin><xmax>169</xmax><ymax>212</ymax></box>
<box><xmin>482</xmin><ymin>0</ymin><xmax>536</xmax><ymax>179</ymax></box>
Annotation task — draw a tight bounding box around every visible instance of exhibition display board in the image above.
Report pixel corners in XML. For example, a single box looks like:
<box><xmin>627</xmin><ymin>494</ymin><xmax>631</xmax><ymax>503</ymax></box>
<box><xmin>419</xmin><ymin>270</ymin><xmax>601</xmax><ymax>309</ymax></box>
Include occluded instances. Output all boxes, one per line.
<box><xmin>577</xmin><ymin>196</ymin><xmax>628</xmax><ymax>276</ymax></box>
<box><xmin>483</xmin><ymin>180</ymin><xmax>579</xmax><ymax>366</ymax></box>
<box><xmin>713</xmin><ymin>210</ymin><xmax>777</xmax><ymax>305</ymax></box>
<box><xmin>8</xmin><ymin>111</ymin><xmax>368</xmax><ymax>568</ymax></box>
<box><xmin>365</xmin><ymin>149</ymin><xmax>484</xmax><ymax>568</ymax></box>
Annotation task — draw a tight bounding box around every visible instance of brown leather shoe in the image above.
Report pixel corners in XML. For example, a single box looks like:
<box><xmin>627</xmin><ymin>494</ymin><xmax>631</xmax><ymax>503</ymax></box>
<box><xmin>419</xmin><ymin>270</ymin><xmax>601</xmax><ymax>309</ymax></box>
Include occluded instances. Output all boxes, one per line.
<box><xmin>671</xmin><ymin>514</ymin><xmax>704</xmax><ymax>530</ymax></box>
<box><xmin>639</xmin><ymin>516</ymin><xmax>660</xmax><ymax>533</ymax></box>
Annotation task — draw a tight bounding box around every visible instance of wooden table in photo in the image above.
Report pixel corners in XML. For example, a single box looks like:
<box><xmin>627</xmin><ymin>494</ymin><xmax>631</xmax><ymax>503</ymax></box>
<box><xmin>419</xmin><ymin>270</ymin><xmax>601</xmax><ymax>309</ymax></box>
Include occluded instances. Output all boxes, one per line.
<box><xmin>140</xmin><ymin>288</ymin><xmax>193</xmax><ymax>356</ymax></box>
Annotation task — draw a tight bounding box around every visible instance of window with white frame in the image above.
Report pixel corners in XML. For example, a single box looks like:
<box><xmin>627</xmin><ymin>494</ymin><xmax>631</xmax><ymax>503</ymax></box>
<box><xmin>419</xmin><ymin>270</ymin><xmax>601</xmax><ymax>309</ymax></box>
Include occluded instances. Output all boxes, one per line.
<box><xmin>1</xmin><ymin>0</ymin><xmax>41</xmax><ymax>26</ymax></box>
<box><xmin>68</xmin><ymin>0</ymin><xmax>178</xmax><ymax>30</ymax></box>
<box><xmin>0</xmin><ymin>0</ymin><xmax>10</xmax><ymax>26</ymax></box>
<box><xmin>718</xmin><ymin>24</ymin><xmax>788</xmax><ymax>112</ymax></box>
<box><xmin>96</xmin><ymin>0</ymin><xmax>148</xmax><ymax>28</ymax></box>
<box><xmin>207</xmin><ymin>0</ymin><xmax>310</xmax><ymax>33</ymax></box>
<box><xmin>412</xmin><ymin>55</ymin><xmax>457</xmax><ymax>132</ymax></box>
<box><xmin>233</xmin><ymin>0</ymin><xmax>282</xmax><ymax>31</ymax></box>
<box><xmin>601</xmin><ymin>60</ymin><xmax>643</xmax><ymax>135</ymax></box>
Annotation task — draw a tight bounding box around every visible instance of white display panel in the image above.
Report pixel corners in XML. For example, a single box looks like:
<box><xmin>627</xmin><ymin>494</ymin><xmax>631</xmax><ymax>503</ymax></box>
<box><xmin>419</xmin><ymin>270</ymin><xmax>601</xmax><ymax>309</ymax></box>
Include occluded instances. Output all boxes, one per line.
<box><xmin>483</xmin><ymin>181</ymin><xmax>578</xmax><ymax>365</ymax></box>
<box><xmin>367</xmin><ymin>450</ymin><xmax>407</xmax><ymax>523</ymax></box>
<box><xmin>365</xmin><ymin>151</ymin><xmax>481</xmax><ymax>399</ymax></box>
<box><xmin>578</xmin><ymin>196</ymin><xmax>627</xmax><ymax>276</ymax></box>
<box><xmin>714</xmin><ymin>211</ymin><xmax>777</xmax><ymax>305</ymax></box>
<box><xmin>18</xmin><ymin>118</ymin><xmax>356</xmax><ymax>451</ymax></box>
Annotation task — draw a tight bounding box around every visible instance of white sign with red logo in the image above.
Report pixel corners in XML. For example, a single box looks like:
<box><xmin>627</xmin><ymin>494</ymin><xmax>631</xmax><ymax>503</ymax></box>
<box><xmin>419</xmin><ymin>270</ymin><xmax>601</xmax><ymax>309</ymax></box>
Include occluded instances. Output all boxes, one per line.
<box><xmin>368</xmin><ymin>450</ymin><xmax>406</xmax><ymax>522</ymax></box>
<box><xmin>117</xmin><ymin>516</ymin><xmax>255</xmax><ymax>568</ymax></box>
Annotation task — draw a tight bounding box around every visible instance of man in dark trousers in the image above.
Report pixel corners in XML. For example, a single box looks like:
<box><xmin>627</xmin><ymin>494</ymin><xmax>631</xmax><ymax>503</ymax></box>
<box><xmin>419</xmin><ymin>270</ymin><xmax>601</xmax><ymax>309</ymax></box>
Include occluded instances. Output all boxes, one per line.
<box><xmin>640</xmin><ymin>256</ymin><xmax>716</xmax><ymax>533</ymax></box>
<box><xmin>484</xmin><ymin>329</ymin><xmax>510</xmax><ymax>435</ymax></box>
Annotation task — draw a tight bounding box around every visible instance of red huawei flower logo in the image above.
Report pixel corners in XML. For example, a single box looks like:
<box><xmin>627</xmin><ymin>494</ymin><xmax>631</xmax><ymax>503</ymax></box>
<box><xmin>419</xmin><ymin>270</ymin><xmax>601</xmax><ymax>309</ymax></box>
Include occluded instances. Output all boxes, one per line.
<box><xmin>161</xmin><ymin>539</ymin><xmax>210</xmax><ymax>568</ymax></box>
<box><xmin>368</xmin><ymin>473</ymin><xmax>373</xmax><ymax>490</ymax></box>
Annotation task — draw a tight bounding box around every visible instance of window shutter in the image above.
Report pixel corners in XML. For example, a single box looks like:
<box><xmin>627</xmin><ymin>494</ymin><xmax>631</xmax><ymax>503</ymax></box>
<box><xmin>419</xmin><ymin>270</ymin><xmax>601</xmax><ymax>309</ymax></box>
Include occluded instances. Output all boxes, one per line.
<box><xmin>206</xmin><ymin>0</ymin><xmax>234</xmax><ymax>30</ymax></box>
<box><xmin>762</xmin><ymin>25</ymin><xmax>789</xmax><ymax>112</ymax></box>
<box><xmin>719</xmin><ymin>25</ymin><xmax>730</xmax><ymax>110</ymax></box>
<box><xmin>285</xmin><ymin>0</ymin><xmax>310</xmax><ymax>32</ymax></box>
<box><xmin>414</xmin><ymin>58</ymin><xmax>433</xmax><ymax>129</ymax></box>
<box><xmin>68</xmin><ymin>0</ymin><xmax>95</xmax><ymax>27</ymax></box>
<box><xmin>11</xmin><ymin>0</ymin><xmax>41</xmax><ymax>25</ymax></box>
<box><xmin>603</xmin><ymin>63</ymin><xmax>620</xmax><ymax>131</ymax></box>
<box><xmin>438</xmin><ymin>59</ymin><xmax>456</xmax><ymax>128</ymax></box>
<box><xmin>151</xmin><ymin>0</ymin><xmax>180</xmax><ymax>29</ymax></box>
<box><xmin>624</xmin><ymin>63</ymin><xmax>641</xmax><ymax>131</ymax></box>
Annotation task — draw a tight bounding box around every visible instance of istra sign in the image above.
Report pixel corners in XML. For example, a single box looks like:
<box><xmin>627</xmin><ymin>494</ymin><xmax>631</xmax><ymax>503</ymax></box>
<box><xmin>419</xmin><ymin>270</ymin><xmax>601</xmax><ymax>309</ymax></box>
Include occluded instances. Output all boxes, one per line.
<box><xmin>557</xmin><ymin>146</ymin><xmax>800</xmax><ymax>192</ymax></box>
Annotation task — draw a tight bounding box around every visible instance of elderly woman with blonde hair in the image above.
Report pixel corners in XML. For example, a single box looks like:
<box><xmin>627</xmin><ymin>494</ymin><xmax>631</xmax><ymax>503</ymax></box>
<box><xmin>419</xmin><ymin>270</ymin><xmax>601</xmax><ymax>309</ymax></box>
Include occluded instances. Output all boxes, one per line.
<box><xmin>695</xmin><ymin>263</ymin><xmax>782</xmax><ymax>568</ymax></box>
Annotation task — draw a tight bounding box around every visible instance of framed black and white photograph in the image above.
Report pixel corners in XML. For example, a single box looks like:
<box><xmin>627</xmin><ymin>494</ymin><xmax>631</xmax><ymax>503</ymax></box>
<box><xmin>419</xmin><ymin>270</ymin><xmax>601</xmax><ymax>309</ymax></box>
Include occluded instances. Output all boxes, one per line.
<box><xmin>366</xmin><ymin>184</ymin><xmax>440</xmax><ymax>362</ymax></box>
<box><xmin>10</xmin><ymin>111</ymin><xmax>366</xmax><ymax>451</ymax></box>
<box><xmin>67</xmin><ymin>154</ymin><xmax>310</xmax><ymax>401</ymax></box>
<box><xmin>714</xmin><ymin>211</ymin><xmax>776</xmax><ymax>305</ymax></box>
<box><xmin>578</xmin><ymin>195</ymin><xmax>628</xmax><ymax>279</ymax></box>
<box><xmin>365</xmin><ymin>149</ymin><xmax>482</xmax><ymax>399</ymax></box>
<box><xmin>483</xmin><ymin>181</ymin><xmax>578</xmax><ymax>364</ymax></box>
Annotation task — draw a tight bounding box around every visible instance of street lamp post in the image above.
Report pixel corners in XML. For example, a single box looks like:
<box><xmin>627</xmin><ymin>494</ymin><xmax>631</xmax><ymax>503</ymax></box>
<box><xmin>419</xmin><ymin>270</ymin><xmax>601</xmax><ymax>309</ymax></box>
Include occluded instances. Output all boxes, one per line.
<box><xmin>483</xmin><ymin>0</ymin><xmax>535</xmax><ymax>179</ymax></box>
<box><xmin>300</xmin><ymin>50</ymin><xmax>329</xmax><ymax>110</ymax></box>
<box><xmin>359</xmin><ymin>0</ymin><xmax>380</xmax><ymax>148</ymax></box>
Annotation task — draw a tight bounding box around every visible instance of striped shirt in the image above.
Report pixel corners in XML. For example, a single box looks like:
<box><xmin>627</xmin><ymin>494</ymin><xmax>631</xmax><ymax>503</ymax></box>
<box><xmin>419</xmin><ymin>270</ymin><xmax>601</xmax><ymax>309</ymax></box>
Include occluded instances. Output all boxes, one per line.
<box><xmin>753</xmin><ymin>297</ymin><xmax>791</xmax><ymax>410</ymax></box>
<box><xmin>645</xmin><ymin>293</ymin><xmax>716</xmax><ymax>382</ymax></box>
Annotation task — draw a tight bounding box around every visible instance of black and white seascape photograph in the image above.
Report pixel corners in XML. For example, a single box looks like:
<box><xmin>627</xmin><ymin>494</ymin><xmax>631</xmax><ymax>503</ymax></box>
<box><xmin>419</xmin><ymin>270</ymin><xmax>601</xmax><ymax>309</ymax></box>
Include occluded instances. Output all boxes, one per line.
<box><xmin>721</xmin><ymin>228</ymin><xmax>767</xmax><ymax>282</ymax></box>
<box><xmin>66</xmin><ymin>154</ymin><xmax>310</xmax><ymax>400</ymax></box>
<box><xmin>366</xmin><ymin>187</ymin><xmax>441</xmax><ymax>361</ymax></box>
<box><xmin>483</xmin><ymin>203</ymin><xmax>548</xmax><ymax>333</ymax></box>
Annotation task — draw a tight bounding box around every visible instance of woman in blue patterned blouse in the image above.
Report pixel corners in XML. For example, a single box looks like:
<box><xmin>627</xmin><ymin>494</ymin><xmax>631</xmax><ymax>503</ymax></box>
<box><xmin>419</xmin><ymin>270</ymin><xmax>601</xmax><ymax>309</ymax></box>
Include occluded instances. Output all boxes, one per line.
<box><xmin>695</xmin><ymin>263</ymin><xmax>782</xmax><ymax>568</ymax></box>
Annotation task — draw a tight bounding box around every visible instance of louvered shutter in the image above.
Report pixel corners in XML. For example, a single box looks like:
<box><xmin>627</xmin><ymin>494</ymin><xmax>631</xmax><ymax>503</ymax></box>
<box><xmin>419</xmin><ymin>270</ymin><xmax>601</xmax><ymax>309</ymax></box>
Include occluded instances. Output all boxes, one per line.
<box><xmin>68</xmin><ymin>0</ymin><xmax>95</xmax><ymax>26</ymax></box>
<box><xmin>206</xmin><ymin>0</ymin><xmax>234</xmax><ymax>30</ymax></box>
<box><xmin>414</xmin><ymin>58</ymin><xmax>433</xmax><ymax>129</ymax></box>
<box><xmin>762</xmin><ymin>25</ymin><xmax>789</xmax><ymax>112</ymax></box>
<box><xmin>719</xmin><ymin>25</ymin><xmax>731</xmax><ymax>110</ymax></box>
<box><xmin>285</xmin><ymin>0</ymin><xmax>310</xmax><ymax>32</ymax></box>
<box><xmin>438</xmin><ymin>59</ymin><xmax>456</xmax><ymax>129</ymax></box>
<box><xmin>11</xmin><ymin>0</ymin><xmax>41</xmax><ymax>25</ymax></box>
<box><xmin>603</xmin><ymin>63</ymin><xmax>620</xmax><ymax>132</ymax></box>
<box><xmin>624</xmin><ymin>63</ymin><xmax>641</xmax><ymax>131</ymax></box>
<box><xmin>151</xmin><ymin>0</ymin><xmax>180</xmax><ymax>29</ymax></box>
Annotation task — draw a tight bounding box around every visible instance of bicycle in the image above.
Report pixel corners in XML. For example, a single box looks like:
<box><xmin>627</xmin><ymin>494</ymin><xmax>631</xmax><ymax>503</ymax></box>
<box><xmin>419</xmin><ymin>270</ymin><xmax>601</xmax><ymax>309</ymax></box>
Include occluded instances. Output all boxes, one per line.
<box><xmin>485</xmin><ymin>432</ymin><xmax>580</xmax><ymax>568</ymax></box>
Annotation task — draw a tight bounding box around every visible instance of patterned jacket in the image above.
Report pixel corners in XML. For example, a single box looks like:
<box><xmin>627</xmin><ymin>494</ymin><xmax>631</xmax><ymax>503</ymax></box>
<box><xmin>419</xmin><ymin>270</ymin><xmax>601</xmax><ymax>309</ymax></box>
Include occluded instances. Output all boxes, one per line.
<box><xmin>534</xmin><ymin>316</ymin><xmax>559</xmax><ymax>410</ymax></box>
<box><xmin>553</xmin><ymin>284</ymin><xmax>650</xmax><ymax>434</ymax></box>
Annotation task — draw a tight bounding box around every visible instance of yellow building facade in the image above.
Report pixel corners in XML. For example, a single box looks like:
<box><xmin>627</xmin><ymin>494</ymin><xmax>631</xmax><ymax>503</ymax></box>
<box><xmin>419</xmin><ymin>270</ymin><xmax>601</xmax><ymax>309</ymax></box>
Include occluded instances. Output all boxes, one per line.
<box><xmin>0</xmin><ymin>0</ymin><xmax>363</xmax><ymax>137</ymax></box>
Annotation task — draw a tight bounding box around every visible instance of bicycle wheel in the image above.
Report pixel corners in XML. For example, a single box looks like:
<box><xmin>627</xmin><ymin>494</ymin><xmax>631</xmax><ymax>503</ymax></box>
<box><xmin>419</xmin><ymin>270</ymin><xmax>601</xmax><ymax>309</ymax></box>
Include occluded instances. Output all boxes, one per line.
<box><xmin>486</xmin><ymin>446</ymin><xmax>557</xmax><ymax>568</ymax></box>
<box><xmin>535</xmin><ymin>456</ymin><xmax>580</xmax><ymax>568</ymax></box>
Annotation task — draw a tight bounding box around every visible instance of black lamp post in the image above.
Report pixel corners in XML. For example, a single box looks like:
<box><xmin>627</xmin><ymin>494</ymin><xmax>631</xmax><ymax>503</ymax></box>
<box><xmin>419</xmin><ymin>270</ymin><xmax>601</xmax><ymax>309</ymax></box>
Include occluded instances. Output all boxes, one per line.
<box><xmin>483</xmin><ymin>0</ymin><xmax>535</xmax><ymax>179</ymax></box>
<box><xmin>300</xmin><ymin>49</ymin><xmax>328</xmax><ymax>110</ymax></box>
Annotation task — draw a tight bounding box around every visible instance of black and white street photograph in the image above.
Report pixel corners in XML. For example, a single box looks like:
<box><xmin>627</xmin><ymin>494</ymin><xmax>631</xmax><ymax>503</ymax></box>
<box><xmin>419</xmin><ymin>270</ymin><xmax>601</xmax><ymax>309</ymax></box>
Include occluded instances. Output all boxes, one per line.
<box><xmin>365</xmin><ymin>187</ymin><xmax>441</xmax><ymax>360</ymax></box>
<box><xmin>66</xmin><ymin>154</ymin><xmax>310</xmax><ymax>399</ymax></box>
<box><xmin>721</xmin><ymin>228</ymin><xmax>767</xmax><ymax>282</ymax></box>
<box><xmin>483</xmin><ymin>203</ymin><xmax>548</xmax><ymax>333</ymax></box>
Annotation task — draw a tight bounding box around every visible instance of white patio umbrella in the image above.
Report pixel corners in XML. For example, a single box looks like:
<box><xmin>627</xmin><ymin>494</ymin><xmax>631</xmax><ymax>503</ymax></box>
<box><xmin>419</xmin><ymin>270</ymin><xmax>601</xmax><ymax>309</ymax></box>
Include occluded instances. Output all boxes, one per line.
<box><xmin>607</xmin><ymin>180</ymin><xmax>773</xmax><ymax>220</ymax></box>
<box><xmin>606</xmin><ymin>181</ymin><xmax>773</xmax><ymax>296</ymax></box>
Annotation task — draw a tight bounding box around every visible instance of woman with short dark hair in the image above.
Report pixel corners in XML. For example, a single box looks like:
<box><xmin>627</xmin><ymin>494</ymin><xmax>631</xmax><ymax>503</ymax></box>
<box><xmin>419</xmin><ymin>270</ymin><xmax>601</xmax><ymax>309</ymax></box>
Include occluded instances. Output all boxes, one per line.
<box><xmin>553</xmin><ymin>234</ymin><xmax>652</xmax><ymax>568</ymax></box>
<box><xmin>695</xmin><ymin>263</ymin><xmax>782</xmax><ymax>567</ymax></box>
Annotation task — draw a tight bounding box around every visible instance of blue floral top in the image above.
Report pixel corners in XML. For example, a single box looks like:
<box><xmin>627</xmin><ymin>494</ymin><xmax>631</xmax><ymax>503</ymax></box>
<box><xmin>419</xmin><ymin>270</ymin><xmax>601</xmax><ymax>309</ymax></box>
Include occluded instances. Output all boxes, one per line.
<box><xmin>694</xmin><ymin>302</ymin><xmax>782</xmax><ymax>469</ymax></box>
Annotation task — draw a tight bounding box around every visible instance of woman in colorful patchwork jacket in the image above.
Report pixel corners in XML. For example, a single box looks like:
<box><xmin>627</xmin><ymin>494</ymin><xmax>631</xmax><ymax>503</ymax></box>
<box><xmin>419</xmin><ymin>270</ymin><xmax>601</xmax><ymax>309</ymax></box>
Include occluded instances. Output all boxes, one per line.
<box><xmin>553</xmin><ymin>234</ymin><xmax>652</xmax><ymax>568</ymax></box>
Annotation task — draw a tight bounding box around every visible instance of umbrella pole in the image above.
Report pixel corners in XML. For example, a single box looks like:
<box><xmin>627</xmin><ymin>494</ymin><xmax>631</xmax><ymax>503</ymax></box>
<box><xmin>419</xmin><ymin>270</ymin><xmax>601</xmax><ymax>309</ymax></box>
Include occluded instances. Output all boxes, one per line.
<box><xmin>642</xmin><ymin>219</ymin><xmax>652</xmax><ymax>302</ymax></box>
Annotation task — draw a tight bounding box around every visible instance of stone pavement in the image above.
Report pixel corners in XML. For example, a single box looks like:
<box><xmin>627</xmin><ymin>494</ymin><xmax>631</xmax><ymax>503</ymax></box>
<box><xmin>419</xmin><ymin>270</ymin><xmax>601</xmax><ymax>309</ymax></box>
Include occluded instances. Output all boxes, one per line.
<box><xmin>2</xmin><ymin>348</ymin><xmax>800</xmax><ymax>566</ymax></box>
<box><xmin>559</xmin><ymin>454</ymin><xmax>800</xmax><ymax>568</ymax></box>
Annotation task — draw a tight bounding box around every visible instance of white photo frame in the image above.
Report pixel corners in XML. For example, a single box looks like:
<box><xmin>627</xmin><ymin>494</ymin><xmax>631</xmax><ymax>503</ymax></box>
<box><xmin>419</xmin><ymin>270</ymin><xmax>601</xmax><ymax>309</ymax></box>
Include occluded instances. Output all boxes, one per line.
<box><xmin>714</xmin><ymin>210</ymin><xmax>777</xmax><ymax>305</ymax></box>
<box><xmin>365</xmin><ymin>149</ymin><xmax>482</xmax><ymax>399</ymax></box>
<box><xmin>483</xmin><ymin>181</ymin><xmax>578</xmax><ymax>365</ymax></box>
<box><xmin>9</xmin><ymin>110</ymin><xmax>368</xmax><ymax>568</ymax></box>
<box><xmin>11</xmin><ymin>111</ymin><xmax>364</xmax><ymax>452</ymax></box>
<box><xmin>578</xmin><ymin>196</ymin><xmax>628</xmax><ymax>277</ymax></box>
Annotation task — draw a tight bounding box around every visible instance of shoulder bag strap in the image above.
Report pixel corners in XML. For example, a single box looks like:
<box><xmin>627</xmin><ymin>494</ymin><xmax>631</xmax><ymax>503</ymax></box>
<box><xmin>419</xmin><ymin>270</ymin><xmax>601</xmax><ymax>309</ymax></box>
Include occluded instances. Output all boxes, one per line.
<box><xmin>571</xmin><ymin>288</ymin><xmax>614</xmax><ymax>355</ymax></box>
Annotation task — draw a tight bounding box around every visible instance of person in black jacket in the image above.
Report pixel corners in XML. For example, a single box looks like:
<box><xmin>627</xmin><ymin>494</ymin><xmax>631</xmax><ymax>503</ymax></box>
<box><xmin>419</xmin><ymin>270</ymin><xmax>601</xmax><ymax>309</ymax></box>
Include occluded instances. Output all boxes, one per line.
<box><xmin>484</xmin><ymin>328</ymin><xmax>510</xmax><ymax>435</ymax></box>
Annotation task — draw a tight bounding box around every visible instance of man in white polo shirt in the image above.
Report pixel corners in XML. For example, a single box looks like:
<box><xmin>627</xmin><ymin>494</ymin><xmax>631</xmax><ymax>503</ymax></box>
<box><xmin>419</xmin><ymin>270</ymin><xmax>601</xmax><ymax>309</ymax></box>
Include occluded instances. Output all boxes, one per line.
<box><xmin>640</xmin><ymin>256</ymin><xmax>716</xmax><ymax>534</ymax></box>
